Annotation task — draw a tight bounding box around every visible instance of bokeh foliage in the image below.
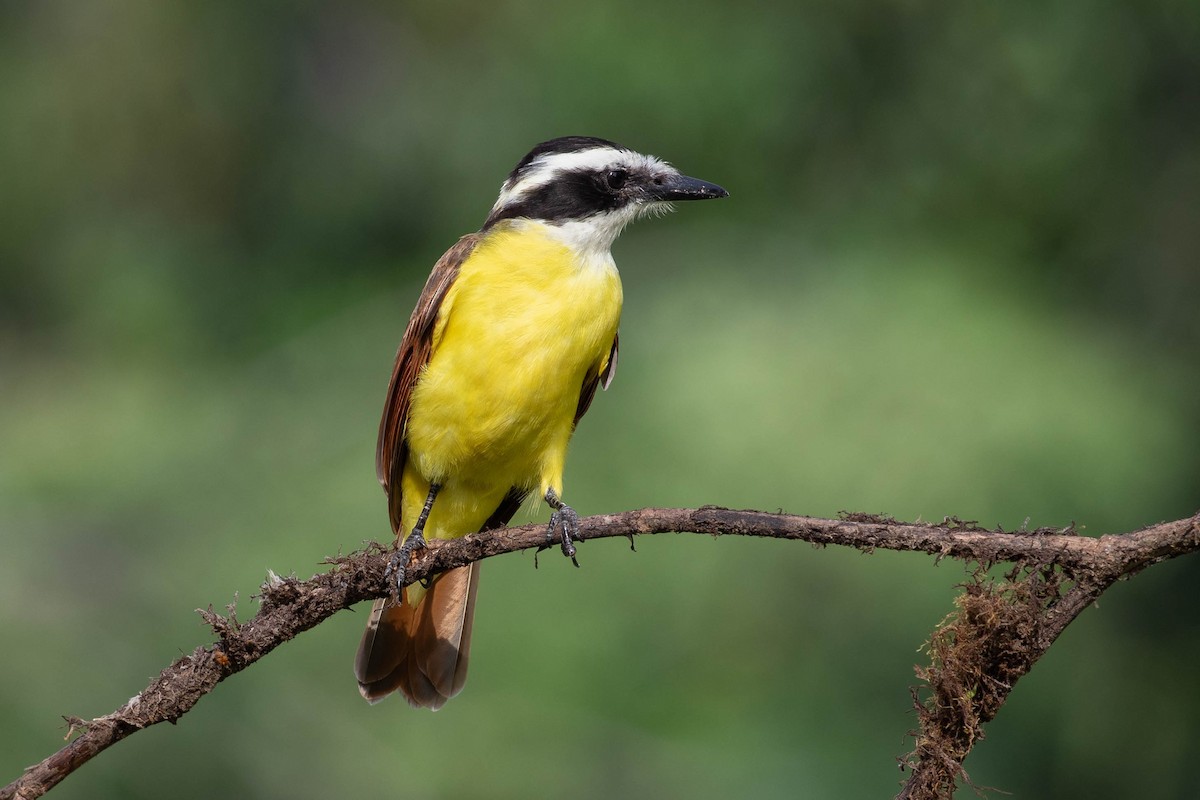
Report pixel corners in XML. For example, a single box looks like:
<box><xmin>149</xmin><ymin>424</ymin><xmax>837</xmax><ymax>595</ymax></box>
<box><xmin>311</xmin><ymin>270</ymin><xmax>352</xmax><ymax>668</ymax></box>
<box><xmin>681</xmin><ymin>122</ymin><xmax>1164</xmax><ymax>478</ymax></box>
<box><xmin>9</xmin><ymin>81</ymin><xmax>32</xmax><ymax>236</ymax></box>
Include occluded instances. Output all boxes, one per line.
<box><xmin>2</xmin><ymin>1</ymin><xmax>1198</xmax><ymax>798</ymax></box>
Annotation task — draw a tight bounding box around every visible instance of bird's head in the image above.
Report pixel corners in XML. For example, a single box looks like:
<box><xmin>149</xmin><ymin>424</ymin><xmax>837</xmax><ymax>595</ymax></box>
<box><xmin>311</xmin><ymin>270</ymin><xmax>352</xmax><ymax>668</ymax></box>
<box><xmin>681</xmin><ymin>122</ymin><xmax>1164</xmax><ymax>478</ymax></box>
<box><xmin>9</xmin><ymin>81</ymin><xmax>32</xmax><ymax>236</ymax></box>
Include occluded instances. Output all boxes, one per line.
<box><xmin>483</xmin><ymin>136</ymin><xmax>728</xmax><ymax>256</ymax></box>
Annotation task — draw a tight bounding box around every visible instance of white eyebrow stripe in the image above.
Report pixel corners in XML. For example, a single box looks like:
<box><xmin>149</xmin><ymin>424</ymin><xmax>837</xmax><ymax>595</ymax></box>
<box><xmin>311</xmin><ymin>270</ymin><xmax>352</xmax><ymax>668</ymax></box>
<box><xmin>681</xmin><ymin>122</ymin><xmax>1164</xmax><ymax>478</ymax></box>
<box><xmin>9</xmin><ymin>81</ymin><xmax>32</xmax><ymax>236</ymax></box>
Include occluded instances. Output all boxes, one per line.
<box><xmin>490</xmin><ymin>148</ymin><xmax>669</xmax><ymax>213</ymax></box>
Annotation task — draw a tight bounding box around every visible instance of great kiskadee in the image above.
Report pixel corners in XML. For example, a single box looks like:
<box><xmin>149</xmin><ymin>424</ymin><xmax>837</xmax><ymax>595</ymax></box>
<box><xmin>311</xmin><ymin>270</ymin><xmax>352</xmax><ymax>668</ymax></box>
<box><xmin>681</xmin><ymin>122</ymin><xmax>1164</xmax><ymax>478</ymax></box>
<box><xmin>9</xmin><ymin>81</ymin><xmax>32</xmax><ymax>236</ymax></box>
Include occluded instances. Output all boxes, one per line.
<box><xmin>354</xmin><ymin>136</ymin><xmax>727</xmax><ymax>708</ymax></box>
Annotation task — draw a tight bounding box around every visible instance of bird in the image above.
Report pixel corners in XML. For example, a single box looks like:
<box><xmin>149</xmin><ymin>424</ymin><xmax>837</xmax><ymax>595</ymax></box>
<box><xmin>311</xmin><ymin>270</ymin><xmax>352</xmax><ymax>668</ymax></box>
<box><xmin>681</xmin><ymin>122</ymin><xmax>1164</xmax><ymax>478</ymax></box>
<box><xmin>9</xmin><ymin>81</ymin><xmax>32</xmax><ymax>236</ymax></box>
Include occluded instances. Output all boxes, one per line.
<box><xmin>354</xmin><ymin>136</ymin><xmax>728</xmax><ymax>709</ymax></box>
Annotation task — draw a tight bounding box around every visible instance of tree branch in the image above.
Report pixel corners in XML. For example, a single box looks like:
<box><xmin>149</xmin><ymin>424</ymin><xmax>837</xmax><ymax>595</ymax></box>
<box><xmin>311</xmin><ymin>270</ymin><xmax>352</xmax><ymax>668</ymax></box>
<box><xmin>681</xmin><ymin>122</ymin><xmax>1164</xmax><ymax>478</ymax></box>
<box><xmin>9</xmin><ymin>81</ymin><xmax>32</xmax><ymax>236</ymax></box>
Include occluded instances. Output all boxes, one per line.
<box><xmin>4</xmin><ymin>507</ymin><xmax>1198</xmax><ymax>800</ymax></box>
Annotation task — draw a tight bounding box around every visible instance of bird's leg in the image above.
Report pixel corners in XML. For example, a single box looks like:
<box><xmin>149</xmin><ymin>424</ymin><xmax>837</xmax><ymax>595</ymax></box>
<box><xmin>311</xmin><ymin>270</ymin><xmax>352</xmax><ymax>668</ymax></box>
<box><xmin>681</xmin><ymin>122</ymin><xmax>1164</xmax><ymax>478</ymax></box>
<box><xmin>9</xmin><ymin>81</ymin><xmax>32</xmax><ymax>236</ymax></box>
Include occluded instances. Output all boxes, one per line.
<box><xmin>386</xmin><ymin>482</ymin><xmax>441</xmax><ymax>603</ymax></box>
<box><xmin>545</xmin><ymin>487</ymin><xmax>580</xmax><ymax>568</ymax></box>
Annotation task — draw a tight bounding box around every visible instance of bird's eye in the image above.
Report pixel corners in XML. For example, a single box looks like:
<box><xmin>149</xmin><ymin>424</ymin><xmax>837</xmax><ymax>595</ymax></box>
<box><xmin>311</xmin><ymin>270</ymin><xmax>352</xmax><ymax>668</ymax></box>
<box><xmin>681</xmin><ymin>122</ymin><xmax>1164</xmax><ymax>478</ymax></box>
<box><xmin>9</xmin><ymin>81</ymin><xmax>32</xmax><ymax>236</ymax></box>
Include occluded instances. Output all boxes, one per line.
<box><xmin>604</xmin><ymin>169</ymin><xmax>628</xmax><ymax>191</ymax></box>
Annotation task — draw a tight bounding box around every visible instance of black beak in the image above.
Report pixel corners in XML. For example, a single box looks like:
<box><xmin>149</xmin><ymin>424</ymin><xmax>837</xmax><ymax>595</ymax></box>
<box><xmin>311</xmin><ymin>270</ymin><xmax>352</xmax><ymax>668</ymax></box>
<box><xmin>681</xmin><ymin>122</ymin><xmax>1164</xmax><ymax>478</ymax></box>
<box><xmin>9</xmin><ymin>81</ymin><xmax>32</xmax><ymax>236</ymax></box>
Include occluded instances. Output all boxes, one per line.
<box><xmin>647</xmin><ymin>173</ymin><xmax>729</xmax><ymax>202</ymax></box>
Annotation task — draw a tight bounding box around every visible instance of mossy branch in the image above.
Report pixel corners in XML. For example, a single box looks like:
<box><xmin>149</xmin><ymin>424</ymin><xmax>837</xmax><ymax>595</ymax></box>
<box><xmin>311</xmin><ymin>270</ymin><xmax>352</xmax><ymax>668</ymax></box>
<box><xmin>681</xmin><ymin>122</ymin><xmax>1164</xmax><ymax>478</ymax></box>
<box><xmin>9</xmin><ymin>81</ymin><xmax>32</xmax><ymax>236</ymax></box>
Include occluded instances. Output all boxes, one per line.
<box><xmin>3</xmin><ymin>507</ymin><xmax>1197</xmax><ymax>800</ymax></box>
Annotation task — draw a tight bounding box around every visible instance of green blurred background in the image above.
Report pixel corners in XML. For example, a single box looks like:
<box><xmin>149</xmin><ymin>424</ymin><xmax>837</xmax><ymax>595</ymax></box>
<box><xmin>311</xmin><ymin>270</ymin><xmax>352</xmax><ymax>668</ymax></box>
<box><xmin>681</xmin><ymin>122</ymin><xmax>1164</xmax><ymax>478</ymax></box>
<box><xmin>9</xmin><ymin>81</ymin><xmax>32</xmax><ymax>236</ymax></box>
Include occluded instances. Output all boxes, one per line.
<box><xmin>2</xmin><ymin>1</ymin><xmax>1198</xmax><ymax>797</ymax></box>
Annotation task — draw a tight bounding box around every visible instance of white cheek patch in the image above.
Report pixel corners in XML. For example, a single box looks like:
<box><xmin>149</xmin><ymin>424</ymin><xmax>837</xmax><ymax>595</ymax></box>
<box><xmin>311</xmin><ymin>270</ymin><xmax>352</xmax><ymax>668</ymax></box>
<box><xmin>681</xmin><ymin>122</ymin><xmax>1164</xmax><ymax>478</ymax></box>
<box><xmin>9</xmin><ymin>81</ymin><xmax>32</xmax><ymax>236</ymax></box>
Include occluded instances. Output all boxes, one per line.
<box><xmin>523</xmin><ymin>200</ymin><xmax>666</xmax><ymax>264</ymax></box>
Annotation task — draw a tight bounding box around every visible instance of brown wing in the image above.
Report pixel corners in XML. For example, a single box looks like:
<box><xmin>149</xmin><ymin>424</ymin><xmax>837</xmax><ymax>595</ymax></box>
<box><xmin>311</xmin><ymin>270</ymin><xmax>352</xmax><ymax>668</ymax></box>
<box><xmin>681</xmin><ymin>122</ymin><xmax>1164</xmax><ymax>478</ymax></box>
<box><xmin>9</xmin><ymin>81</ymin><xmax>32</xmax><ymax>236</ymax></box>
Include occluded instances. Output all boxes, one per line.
<box><xmin>573</xmin><ymin>330</ymin><xmax>619</xmax><ymax>426</ymax></box>
<box><xmin>360</xmin><ymin>278</ymin><xmax>534</xmax><ymax>707</ymax></box>
<box><xmin>376</xmin><ymin>233</ymin><xmax>481</xmax><ymax>533</ymax></box>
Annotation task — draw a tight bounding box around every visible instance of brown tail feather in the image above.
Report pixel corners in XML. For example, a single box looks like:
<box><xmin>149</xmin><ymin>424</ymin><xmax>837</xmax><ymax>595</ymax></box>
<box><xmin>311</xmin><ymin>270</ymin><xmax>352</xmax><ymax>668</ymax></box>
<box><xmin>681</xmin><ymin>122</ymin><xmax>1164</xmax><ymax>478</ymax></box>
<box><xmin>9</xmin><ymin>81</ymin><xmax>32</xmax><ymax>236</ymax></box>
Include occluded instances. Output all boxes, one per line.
<box><xmin>354</xmin><ymin>563</ymin><xmax>480</xmax><ymax>709</ymax></box>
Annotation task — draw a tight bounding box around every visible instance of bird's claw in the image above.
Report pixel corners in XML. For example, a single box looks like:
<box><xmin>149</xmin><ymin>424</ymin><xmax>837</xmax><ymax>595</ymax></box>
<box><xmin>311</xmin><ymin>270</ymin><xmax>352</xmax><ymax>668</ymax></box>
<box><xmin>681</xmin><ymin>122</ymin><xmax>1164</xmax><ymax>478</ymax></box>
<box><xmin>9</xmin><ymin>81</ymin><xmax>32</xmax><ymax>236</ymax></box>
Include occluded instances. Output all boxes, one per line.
<box><xmin>385</xmin><ymin>531</ymin><xmax>427</xmax><ymax>604</ymax></box>
<box><xmin>548</xmin><ymin>505</ymin><xmax>581</xmax><ymax>568</ymax></box>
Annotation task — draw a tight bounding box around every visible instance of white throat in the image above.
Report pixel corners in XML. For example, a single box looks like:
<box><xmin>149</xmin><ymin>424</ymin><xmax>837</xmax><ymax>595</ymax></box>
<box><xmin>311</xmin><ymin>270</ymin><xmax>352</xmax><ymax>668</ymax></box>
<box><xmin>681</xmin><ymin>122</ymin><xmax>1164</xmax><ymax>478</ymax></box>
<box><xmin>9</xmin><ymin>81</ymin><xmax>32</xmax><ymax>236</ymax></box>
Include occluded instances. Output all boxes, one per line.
<box><xmin>518</xmin><ymin>206</ymin><xmax>644</xmax><ymax>271</ymax></box>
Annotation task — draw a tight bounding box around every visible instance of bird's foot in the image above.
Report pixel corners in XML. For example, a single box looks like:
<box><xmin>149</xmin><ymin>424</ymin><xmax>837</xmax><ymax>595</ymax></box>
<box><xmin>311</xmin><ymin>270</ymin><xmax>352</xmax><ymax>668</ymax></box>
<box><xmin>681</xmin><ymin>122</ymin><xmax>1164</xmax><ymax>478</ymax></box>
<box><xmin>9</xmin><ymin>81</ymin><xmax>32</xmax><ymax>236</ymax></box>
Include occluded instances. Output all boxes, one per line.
<box><xmin>385</xmin><ymin>531</ymin><xmax>427</xmax><ymax>604</ymax></box>
<box><xmin>544</xmin><ymin>488</ymin><xmax>580</xmax><ymax>568</ymax></box>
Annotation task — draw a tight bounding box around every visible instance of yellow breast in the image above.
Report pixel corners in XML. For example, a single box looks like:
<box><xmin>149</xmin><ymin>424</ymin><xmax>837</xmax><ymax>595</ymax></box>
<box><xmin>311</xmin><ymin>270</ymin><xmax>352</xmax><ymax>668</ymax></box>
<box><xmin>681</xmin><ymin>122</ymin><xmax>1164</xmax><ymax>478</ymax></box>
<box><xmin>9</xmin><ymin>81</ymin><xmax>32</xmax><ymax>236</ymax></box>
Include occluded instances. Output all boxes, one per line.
<box><xmin>404</xmin><ymin>221</ymin><xmax>622</xmax><ymax>531</ymax></box>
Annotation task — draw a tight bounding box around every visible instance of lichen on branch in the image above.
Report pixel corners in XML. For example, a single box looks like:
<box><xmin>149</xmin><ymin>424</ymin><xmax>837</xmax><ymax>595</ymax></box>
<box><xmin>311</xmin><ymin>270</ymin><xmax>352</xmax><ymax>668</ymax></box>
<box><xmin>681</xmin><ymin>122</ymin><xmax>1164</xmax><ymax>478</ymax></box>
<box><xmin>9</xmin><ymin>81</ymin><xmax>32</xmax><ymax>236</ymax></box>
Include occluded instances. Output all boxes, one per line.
<box><xmin>3</xmin><ymin>508</ymin><xmax>1197</xmax><ymax>800</ymax></box>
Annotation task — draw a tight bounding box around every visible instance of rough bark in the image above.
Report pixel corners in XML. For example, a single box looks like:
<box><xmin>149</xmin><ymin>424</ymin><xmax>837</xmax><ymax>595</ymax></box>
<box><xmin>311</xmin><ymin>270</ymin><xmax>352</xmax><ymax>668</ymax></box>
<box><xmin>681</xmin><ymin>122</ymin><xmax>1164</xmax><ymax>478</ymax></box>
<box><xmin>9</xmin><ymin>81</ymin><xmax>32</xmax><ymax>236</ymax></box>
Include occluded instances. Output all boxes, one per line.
<box><xmin>3</xmin><ymin>507</ymin><xmax>1197</xmax><ymax>800</ymax></box>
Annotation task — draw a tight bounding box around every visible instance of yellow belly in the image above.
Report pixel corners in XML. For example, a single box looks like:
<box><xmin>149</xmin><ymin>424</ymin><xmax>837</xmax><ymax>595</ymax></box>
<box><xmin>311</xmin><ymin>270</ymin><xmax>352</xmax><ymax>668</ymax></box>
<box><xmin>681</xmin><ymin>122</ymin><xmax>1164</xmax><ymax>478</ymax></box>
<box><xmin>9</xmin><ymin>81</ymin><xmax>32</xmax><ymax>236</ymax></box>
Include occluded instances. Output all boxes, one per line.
<box><xmin>401</xmin><ymin>222</ymin><xmax>622</xmax><ymax>540</ymax></box>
